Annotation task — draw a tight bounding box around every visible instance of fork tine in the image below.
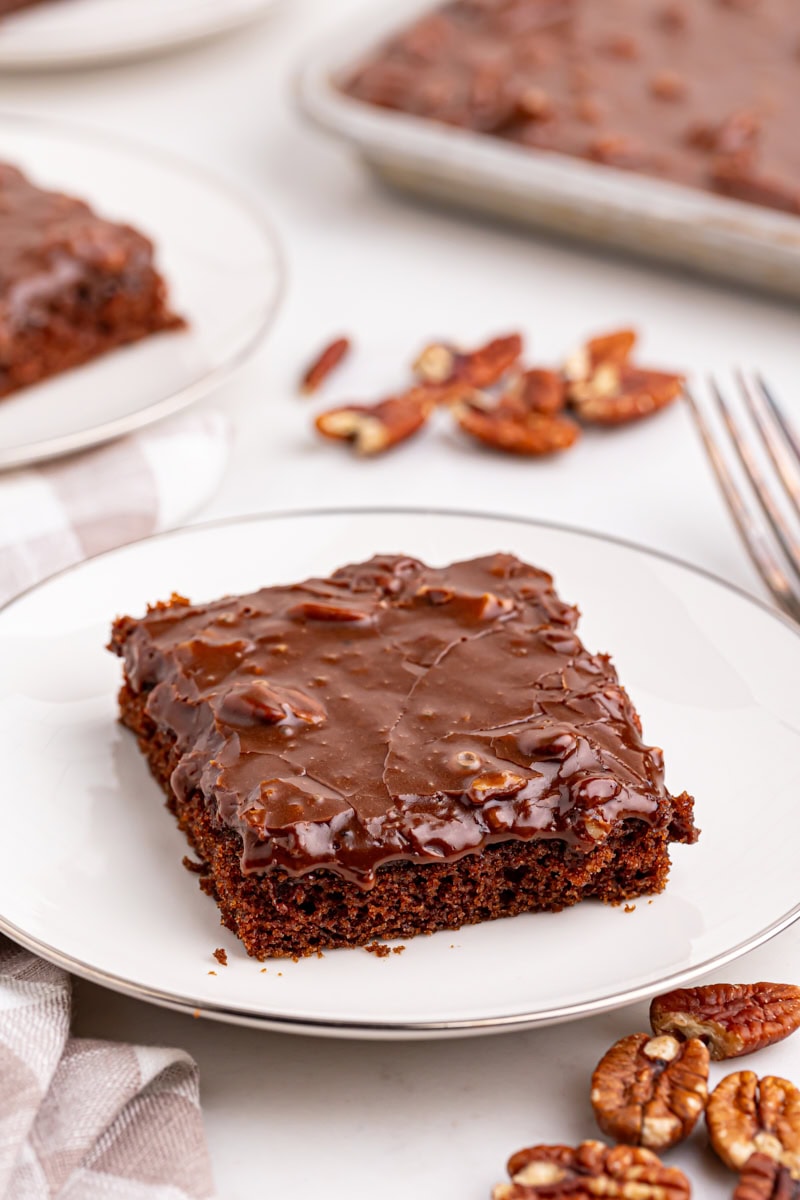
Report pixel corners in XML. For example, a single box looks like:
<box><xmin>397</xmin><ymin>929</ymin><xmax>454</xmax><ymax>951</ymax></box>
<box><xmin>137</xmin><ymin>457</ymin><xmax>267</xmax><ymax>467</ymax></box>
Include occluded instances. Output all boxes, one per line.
<box><xmin>685</xmin><ymin>384</ymin><xmax>800</xmax><ymax>622</ymax></box>
<box><xmin>718</xmin><ymin>376</ymin><xmax>800</xmax><ymax>580</ymax></box>
<box><xmin>740</xmin><ymin>371</ymin><xmax>800</xmax><ymax>516</ymax></box>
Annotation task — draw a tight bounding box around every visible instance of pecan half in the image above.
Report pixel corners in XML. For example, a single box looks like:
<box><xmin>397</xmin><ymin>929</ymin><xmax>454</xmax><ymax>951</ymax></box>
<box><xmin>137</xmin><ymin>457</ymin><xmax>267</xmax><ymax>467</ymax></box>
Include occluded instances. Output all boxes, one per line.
<box><xmin>591</xmin><ymin>1032</ymin><xmax>709</xmax><ymax>1151</ymax></box>
<box><xmin>315</xmin><ymin>388</ymin><xmax>435</xmax><ymax>455</ymax></box>
<box><xmin>707</xmin><ymin>1073</ymin><xmax>800</xmax><ymax>1176</ymax></box>
<box><xmin>414</xmin><ymin>332</ymin><xmax>523</xmax><ymax>389</ymax></box>
<box><xmin>572</xmin><ymin>366</ymin><xmax>683</xmax><ymax>424</ymax></box>
<box><xmin>735</xmin><ymin>1153</ymin><xmax>800</xmax><ymax>1200</ymax></box>
<box><xmin>453</xmin><ymin>398</ymin><xmax>579</xmax><ymax>455</ymax></box>
<box><xmin>493</xmin><ymin>1140</ymin><xmax>690</xmax><ymax>1198</ymax></box>
<box><xmin>564</xmin><ymin>328</ymin><xmax>637</xmax><ymax>382</ymax></box>
<box><xmin>300</xmin><ymin>336</ymin><xmax>351</xmax><ymax>394</ymax></box>
<box><xmin>650</xmin><ymin>983</ymin><xmax>800</xmax><ymax>1061</ymax></box>
<box><xmin>506</xmin><ymin>367</ymin><xmax>567</xmax><ymax>415</ymax></box>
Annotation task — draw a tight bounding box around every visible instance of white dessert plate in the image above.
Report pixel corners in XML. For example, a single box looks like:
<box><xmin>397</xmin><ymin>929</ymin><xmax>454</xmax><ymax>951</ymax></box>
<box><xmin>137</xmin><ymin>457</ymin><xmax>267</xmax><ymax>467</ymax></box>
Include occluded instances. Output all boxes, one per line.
<box><xmin>0</xmin><ymin>0</ymin><xmax>282</xmax><ymax>70</ymax></box>
<box><xmin>2</xmin><ymin>508</ymin><xmax>799</xmax><ymax>1040</ymax></box>
<box><xmin>0</xmin><ymin>114</ymin><xmax>283</xmax><ymax>470</ymax></box>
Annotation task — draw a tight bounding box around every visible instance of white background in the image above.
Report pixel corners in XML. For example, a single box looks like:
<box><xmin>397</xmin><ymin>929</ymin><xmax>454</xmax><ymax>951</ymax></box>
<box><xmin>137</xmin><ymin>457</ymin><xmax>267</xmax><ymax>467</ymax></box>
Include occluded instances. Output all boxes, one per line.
<box><xmin>2</xmin><ymin>1</ymin><xmax>799</xmax><ymax>1196</ymax></box>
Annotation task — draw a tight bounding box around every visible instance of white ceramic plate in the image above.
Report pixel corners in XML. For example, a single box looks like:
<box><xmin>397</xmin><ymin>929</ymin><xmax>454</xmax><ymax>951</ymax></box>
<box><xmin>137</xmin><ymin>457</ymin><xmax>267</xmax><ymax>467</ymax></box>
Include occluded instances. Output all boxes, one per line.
<box><xmin>0</xmin><ymin>114</ymin><xmax>283</xmax><ymax>470</ymax></box>
<box><xmin>0</xmin><ymin>0</ymin><xmax>281</xmax><ymax>70</ymax></box>
<box><xmin>2</xmin><ymin>509</ymin><xmax>799</xmax><ymax>1039</ymax></box>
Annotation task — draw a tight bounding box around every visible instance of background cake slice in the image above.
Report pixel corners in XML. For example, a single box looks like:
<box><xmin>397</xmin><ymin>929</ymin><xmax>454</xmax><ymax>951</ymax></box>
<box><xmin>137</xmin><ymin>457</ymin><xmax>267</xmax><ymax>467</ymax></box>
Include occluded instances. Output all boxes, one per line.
<box><xmin>110</xmin><ymin>553</ymin><xmax>697</xmax><ymax>959</ymax></box>
<box><xmin>0</xmin><ymin>162</ymin><xmax>183</xmax><ymax>399</ymax></box>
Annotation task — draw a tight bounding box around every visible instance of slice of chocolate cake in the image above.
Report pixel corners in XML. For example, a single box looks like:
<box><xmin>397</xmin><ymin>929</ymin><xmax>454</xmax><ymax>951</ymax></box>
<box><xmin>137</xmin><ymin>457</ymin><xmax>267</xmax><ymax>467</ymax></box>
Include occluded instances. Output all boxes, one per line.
<box><xmin>0</xmin><ymin>162</ymin><xmax>183</xmax><ymax>399</ymax></box>
<box><xmin>110</xmin><ymin>553</ymin><xmax>697</xmax><ymax>959</ymax></box>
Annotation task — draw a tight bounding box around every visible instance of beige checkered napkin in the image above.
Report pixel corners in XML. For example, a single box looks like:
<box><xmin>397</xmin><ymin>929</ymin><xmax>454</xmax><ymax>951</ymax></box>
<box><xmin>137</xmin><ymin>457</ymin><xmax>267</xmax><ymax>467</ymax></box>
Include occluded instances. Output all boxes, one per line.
<box><xmin>0</xmin><ymin>937</ymin><xmax>215</xmax><ymax>1199</ymax></box>
<box><xmin>0</xmin><ymin>411</ymin><xmax>229</xmax><ymax>607</ymax></box>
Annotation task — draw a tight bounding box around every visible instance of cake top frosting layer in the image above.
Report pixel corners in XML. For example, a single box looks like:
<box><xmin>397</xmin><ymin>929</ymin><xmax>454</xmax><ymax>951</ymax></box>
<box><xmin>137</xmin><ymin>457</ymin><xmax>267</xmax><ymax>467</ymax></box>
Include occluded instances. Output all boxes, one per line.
<box><xmin>112</xmin><ymin>553</ymin><xmax>695</xmax><ymax>886</ymax></box>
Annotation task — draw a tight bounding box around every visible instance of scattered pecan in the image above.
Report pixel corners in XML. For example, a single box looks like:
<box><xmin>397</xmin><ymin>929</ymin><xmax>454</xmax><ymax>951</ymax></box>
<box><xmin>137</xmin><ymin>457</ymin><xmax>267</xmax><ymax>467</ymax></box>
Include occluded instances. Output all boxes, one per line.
<box><xmin>564</xmin><ymin>328</ymin><xmax>637</xmax><ymax>380</ymax></box>
<box><xmin>506</xmin><ymin>368</ymin><xmax>566</xmax><ymax>415</ymax></box>
<box><xmin>591</xmin><ymin>1032</ymin><xmax>710</xmax><ymax>1151</ymax></box>
<box><xmin>413</xmin><ymin>332</ymin><xmax>523</xmax><ymax>389</ymax></box>
<box><xmin>735</xmin><ymin>1153</ymin><xmax>800</xmax><ymax>1200</ymax></box>
<box><xmin>564</xmin><ymin>330</ymin><xmax>683</xmax><ymax>424</ymax></box>
<box><xmin>452</xmin><ymin>397</ymin><xmax>579</xmax><ymax>455</ymax></box>
<box><xmin>300</xmin><ymin>336</ymin><xmax>351</xmax><ymax>394</ymax></box>
<box><xmin>650</xmin><ymin>983</ymin><xmax>800</xmax><ymax>1061</ymax></box>
<box><xmin>315</xmin><ymin>388</ymin><xmax>436</xmax><ymax>455</ymax></box>
<box><xmin>707</xmin><ymin>1073</ymin><xmax>800</xmax><ymax>1176</ymax></box>
<box><xmin>493</xmin><ymin>1140</ymin><xmax>691</xmax><ymax>1198</ymax></box>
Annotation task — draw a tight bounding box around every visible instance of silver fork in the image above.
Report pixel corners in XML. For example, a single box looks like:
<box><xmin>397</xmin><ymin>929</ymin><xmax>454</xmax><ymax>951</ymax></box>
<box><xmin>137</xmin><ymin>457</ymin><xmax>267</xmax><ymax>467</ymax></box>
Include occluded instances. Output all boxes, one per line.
<box><xmin>685</xmin><ymin>374</ymin><xmax>800</xmax><ymax>624</ymax></box>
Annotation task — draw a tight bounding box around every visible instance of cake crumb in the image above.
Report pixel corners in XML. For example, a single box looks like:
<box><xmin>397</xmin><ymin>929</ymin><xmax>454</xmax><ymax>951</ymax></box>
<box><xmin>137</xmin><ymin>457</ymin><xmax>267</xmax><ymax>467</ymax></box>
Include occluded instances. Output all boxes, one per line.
<box><xmin>182</xmin><ymin>855</ymin><xmax>206</xmax><ymax>874</ymax></box>
<box><xmin>316</xmin><ymin>950</ymin><xmax>324</xmax><ymax>959</ymax></box>
<box><xmin>213</xmin><ymin>947</ymin><xmax>228</xmax><ymax>966</ymax></box>
<box><xmin>624</xmin><ymin>903</ymin><xmax>636</xmax><ymax>913</ymax></box>
<box><xmin>260</xmin><ymin>968</ymin><xmax>267</xmax><ymax>974</ymax></box>
<box><xmin>208</xmin><ymin>970</ymin><xmax>216</xmax><ymax>976</ymax></box>
<box><xmin>392</xmin><ymin>945</ymin><xmax>406</xmax><ymax>955</ymax></box>
<box><xmin>291</xmin><ymin>955</ymin><xmax>299</xmax><ymax>964</ymax></box>
<box><xmin>277</xmin><ymin>972</ymin><xmax>283</xmax><ymax>977</ymax></box>
<box><xmin>364</xmin><ymin>941</ymin><xmax>392</xmax><ymax>958</ymax></box>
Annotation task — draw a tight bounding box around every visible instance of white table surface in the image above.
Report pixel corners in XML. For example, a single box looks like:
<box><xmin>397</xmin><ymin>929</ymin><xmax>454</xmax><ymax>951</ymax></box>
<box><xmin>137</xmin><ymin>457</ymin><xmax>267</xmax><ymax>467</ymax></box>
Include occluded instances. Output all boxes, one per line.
<box><xmin>2</xmin><ymin>2</ymin><xmax>800</xmax><ymax>1196</ymax></box>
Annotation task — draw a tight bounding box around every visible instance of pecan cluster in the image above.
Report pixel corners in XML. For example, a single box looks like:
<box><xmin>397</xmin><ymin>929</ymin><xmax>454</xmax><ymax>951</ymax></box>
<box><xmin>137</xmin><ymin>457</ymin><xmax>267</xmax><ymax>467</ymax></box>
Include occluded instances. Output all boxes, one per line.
<box><xmin>493</xmin><ymin>981</ymin><xmax>800</xmax><ymax>1200</ymax></box>
<box><xmin>310</xmin><ymin>327</ymin><xmax>683</xmax><ymax>457</ymax></box>
<box><xmin>493</xmin><ymin>1140</ymin><xmax>690</xmax><ymax>1199</ymax></box>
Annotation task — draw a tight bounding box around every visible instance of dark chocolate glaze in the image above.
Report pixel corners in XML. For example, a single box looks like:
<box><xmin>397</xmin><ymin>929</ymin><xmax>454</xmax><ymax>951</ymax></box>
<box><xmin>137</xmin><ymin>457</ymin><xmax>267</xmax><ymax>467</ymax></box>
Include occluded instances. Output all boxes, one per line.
<box><xmin>0</xmin><ymin>163</ymin><xmax>158</xmax><ymax>341</ymax></box>
<box><xmin>342</xmin><ymin>0</ymin><xmax>800</xmax><ymax>216</ymax></box>
<box><xmin>111</xmin><ymin>554</ymin><xmax>696</xmax><ymax>888</ymax></box>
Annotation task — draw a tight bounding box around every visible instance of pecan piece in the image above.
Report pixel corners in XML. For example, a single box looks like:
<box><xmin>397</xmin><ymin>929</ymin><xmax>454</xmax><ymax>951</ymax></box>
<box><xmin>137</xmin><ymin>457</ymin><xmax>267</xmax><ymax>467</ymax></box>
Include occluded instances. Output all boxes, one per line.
<box><xmin>650</xmin><ymin>983</ymin><xmax>800</xmax><ymax>1061</ymax></box>
<box><xmin>564</xmin><ymin>331</ymin><xmax>683</xmax><ymax>424</ymax></box>
<box><xmin>300</xmin><ymin>335</ymin><xmax>351</xmax><ymax>394</ymax></box>
<box><xmin>414</xmin><ymin>332</ymin><xmax>523</xmax><ymax>389</ymax></box>
<box><xmin>569</xmin><ymin>365</ymin><xmax>683</xmax><ymax>424</ymax></box>
<box><xmin>735</xmin><ymin>1153</ymin><xmax>800</xmax><ymax>1200</ymax></box>
<box><xmin>564</xmin><ymin>328</ymin><xmax>637</xmax><ymax>381</ymax></box>
<box><xmin>453</xmin><ymin>398</ymin><xmax>579</xmax><ymax>455</ymax></box>
<box><xmin>315</xmin><ymin>388</ymin><xmax>435</xmax><ymax>455</ymax></box>
<box><xmin>707</xmin><ymin>1073</ymin><xmax>800</xmax><ymax>1176</ymax></box>
<box><xmin>506</xmin><ymin>368</ymin><xmax>567</xmax><ymax>415</ymax></box>
<box><xmin>493</xmin><ymin>1140</ymin><xmax>691</xmax><ymax>1198</ymax></box>
<box><xmin>591</xmin><ymin>1033</ymin><xmax>709</xmax><ymax>1151</ymax></box>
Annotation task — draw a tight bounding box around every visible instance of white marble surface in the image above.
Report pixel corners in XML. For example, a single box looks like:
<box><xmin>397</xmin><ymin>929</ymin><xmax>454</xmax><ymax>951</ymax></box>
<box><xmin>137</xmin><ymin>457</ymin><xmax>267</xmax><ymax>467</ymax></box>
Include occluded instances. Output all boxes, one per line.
<box><xmin>2</xmin><ymin>1</ymin><xmax>799</xmax><ymax>1196</ymax></box>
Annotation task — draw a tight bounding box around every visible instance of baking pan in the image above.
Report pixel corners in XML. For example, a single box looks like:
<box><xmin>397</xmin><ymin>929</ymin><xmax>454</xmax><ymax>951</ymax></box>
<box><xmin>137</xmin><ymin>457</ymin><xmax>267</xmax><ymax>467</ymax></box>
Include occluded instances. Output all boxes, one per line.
<box><xmin>297</xmin><ymin>1</ymin><xmax>800</xmax><ymax>300</ymax></box>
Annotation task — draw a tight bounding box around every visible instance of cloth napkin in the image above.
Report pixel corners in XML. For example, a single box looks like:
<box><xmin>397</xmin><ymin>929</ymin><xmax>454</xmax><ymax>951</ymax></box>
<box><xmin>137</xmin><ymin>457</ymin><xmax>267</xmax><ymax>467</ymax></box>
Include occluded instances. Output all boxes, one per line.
<box><xmin>0</xmin><ymin>938</ymin><xmax>215</xmax><ymax>1199</ymax></box>
<box><xmin>0</xmin><ymin>409</ymin><xmax>230</xmax><ymax>607</ymax></box>
<box><xmin>0</xmin><ymin>412</ymin><xmax>228</xmax><ymax>1198</ymax></box>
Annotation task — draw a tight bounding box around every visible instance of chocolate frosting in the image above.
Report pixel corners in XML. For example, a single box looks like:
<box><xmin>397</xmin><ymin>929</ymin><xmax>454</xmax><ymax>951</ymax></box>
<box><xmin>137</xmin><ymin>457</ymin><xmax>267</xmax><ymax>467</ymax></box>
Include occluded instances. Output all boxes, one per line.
<box><xmin>112</xmin><ymin>554</ymin><xmax>695</xmax><ymax>888</ymax></box>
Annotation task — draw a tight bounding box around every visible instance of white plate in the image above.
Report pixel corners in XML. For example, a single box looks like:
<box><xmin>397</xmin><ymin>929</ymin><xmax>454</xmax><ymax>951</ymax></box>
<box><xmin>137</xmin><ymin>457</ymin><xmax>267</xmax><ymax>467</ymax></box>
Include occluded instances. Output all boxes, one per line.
<box><xmin>0</xmin><ymin>114</ymin><xmax>283</xmax><ymax>470</ymax></box>
<box><xmin>0</xmin><ymin>0</ymin><xmax>281</xmax><ymax>70</ymax></box>
<box><xmin>2</xmin><ymin>509</ymin><xmax>800</xmax><ymax>1039</ymax></box>
<box><xmin>297</xmin><ymin>0</ymin><xmax>800</xmax><ymax>301</ymax></box>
